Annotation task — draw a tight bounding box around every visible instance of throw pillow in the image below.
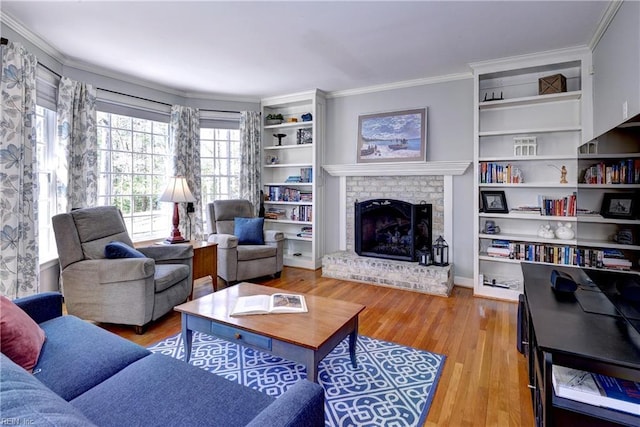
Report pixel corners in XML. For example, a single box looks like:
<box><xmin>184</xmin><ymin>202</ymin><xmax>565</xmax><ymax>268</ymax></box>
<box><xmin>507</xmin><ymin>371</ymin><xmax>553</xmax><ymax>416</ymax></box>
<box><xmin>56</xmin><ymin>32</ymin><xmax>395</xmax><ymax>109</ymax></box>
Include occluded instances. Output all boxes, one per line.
<box><xmin>234</xmin><ymin>217</ymin><xmax>265</xmax><ymax>245</ymax></box>
<box><xmin>0</xmin><ymin>295</ymin><xmax>46</xmax><ymax>372</ymax></box>
<box><xmin>104</xmin><ymin>241</ymin><xmax>146</xmax><ymax>259</ymax></box>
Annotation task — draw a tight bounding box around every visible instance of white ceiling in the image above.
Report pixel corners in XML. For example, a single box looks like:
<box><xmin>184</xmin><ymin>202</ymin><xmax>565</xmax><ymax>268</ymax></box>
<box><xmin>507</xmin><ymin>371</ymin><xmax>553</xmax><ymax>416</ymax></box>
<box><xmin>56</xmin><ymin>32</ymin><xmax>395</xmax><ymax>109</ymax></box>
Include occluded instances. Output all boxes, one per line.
<box><xmin>1</xmin><ymin>1</ymin><xmax>611</xmax><ymax>100</ymax></box>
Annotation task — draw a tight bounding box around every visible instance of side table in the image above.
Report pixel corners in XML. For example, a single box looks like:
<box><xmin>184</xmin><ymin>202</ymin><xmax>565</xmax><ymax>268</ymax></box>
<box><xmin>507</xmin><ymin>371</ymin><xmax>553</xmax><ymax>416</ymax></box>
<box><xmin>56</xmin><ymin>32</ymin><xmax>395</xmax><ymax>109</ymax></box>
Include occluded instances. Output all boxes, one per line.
<box><xmin>188</xmin><ymin>240</ymin><xmax>218</xmax><ymax>299</ymax></box>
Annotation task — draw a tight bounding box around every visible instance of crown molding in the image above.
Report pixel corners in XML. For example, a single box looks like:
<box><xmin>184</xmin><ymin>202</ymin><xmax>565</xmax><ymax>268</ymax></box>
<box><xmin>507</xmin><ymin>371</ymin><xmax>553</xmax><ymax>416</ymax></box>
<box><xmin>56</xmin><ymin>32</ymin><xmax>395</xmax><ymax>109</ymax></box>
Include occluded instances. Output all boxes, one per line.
<box><xmin>469</xmin><ymin>45</ymin><xmax>591</xmax><ymax>74</ymax></box>
<box><xmin>1</xmin><ymin>12</ymin><xmax>66</xmax><ymax>61</ymax></box>
<box><xmin>589</xmin><ymin>0</ymin><xmax>623</xmax><ymax>51</ymax></box>
<box><xmin>326</xmin><ymin>72</ymin><xmax>472</xmax><ymax>99</ymax></box>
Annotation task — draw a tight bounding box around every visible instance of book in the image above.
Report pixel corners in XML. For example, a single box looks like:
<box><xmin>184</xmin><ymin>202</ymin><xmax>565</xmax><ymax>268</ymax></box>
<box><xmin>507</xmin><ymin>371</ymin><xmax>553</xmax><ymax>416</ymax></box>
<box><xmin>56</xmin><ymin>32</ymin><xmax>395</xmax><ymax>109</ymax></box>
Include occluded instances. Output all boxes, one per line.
<box><xmin>552</xmin><ymin>365</ymin><xmax>640</xmax><ymax>416</ymax></box>
<box><xmin>230</xmin><ymin>293</ymin><xmax>308</xmax><ymax>316</ymax></box>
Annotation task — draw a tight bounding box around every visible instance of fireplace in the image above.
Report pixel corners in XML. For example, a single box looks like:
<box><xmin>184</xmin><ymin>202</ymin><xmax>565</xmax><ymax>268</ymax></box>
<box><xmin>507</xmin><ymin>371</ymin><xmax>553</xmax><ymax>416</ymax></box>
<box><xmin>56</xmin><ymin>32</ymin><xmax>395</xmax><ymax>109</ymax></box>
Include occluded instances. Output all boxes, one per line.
<box><xmin>354</xmin><ymin>199</ymin><xmax>432</xmax><ymax>262</ymax></box>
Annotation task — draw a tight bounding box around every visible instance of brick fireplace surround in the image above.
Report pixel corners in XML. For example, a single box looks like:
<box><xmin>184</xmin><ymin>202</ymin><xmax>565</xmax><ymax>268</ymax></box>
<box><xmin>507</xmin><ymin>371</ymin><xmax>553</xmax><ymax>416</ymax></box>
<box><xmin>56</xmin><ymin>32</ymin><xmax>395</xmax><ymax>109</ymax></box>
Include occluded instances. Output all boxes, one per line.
<box><xmin>322</xmin><ymin>162</ymin><xmax>470</xmax><ymax>296</ymax></box>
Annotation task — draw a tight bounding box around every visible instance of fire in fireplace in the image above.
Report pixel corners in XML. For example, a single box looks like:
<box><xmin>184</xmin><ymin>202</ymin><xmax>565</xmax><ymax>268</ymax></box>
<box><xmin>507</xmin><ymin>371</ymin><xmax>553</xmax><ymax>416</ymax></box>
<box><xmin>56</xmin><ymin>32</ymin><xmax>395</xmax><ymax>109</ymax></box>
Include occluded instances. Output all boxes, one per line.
<box><xmin>354</xmin><ymin>199</ymin><xmax>432</xmax><ymax>262</ymax></box>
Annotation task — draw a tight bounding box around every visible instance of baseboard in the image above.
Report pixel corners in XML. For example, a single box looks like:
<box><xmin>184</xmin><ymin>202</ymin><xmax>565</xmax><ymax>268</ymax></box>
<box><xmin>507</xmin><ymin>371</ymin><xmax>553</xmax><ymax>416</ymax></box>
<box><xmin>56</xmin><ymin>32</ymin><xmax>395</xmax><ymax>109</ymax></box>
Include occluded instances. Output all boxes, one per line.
<box><xmin>454</xmin><ymin>275</ymin><xmax>473</xmax><ymax>288</ymax></box>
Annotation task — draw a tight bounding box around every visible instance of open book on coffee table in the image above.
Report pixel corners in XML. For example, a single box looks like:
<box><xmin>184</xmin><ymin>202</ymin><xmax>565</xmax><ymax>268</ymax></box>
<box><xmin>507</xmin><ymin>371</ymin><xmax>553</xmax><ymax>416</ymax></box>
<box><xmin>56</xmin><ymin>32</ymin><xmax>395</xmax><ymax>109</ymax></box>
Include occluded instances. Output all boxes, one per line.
<box><xmin>230</xmin><ymin>293</ymin><xmax>308</xmax><ymax>316</ymax></box>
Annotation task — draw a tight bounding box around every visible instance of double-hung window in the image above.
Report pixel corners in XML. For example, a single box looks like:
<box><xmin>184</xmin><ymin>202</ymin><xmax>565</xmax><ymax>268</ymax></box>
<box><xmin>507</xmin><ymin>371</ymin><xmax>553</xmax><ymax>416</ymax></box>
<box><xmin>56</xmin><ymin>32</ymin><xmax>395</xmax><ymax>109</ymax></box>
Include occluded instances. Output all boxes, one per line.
<box><xmin>35</xmin><ymin>106</ymin><xmax>58</xmax><ymax>261</ymax></box>
<box><xmin>96</xmin><ymin>112</ymin><xmax>171</xmax><ymax>241</ymax></box>
<box><xmin>200</xmin><ymin>127</ymin><xmax>241</xmax><ymax>226</ymax></box>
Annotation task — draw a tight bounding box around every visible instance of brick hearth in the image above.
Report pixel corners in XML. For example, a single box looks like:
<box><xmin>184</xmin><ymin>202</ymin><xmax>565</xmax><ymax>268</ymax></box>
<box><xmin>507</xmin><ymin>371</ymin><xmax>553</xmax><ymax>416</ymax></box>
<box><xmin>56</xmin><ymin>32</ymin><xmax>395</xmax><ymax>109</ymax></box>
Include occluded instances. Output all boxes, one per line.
<box><xmin>322</xmin><ymin>251</ymin><xmax>453</xmax><ymax>296</ymax></box>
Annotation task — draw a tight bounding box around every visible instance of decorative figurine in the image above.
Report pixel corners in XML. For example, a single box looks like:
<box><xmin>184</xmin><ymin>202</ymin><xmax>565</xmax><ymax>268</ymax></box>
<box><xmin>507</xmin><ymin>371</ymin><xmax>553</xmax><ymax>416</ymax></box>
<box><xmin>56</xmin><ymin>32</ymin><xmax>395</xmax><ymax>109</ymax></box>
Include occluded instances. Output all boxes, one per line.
<box><xmin>554</xmin><ymin>222</ymin><xmax>575</xmax><ymax>240</ymax></box>
<box><xmin>482</xmin><ymin>220</ymin><xmax>500</xmax><ymax>234</ymax></box>
<box><xmin>537</xmin><ymin>224</ymin><xmax>555</xmax><ymax>239</ymax></box>
<box><xmin>547</xmin><ymin>164</ymin><xmax>569</xmax><ymax>184</ymax></box>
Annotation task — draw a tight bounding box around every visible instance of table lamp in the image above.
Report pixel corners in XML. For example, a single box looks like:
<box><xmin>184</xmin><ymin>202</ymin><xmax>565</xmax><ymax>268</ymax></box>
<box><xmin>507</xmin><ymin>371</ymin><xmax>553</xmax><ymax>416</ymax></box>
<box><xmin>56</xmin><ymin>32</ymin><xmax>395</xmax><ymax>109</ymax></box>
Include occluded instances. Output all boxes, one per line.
<box><xmin>159</xmin><ymin>176</ymin><xmax>195</xmax><ymax>244</ymax></box>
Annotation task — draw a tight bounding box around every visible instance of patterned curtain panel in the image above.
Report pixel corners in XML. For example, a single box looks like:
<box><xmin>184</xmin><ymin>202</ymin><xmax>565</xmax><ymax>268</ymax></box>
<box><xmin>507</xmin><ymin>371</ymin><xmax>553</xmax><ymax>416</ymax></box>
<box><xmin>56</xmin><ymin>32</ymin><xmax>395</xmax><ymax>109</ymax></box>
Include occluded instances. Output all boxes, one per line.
<box><xmin>169</xmin><ymin>105</ymin><xmax>202</xmax><ymax>240</ymax></box>
<box><xmin>56</xmin><ymin>76</ymin><xmax>97</xmax><ymax>212</ymax></box>
<box><xmin>0</xmin><ymin>42</ymin><xmax>39</xmax><ymax>298</ymax></box>
<box><xmin>239</xmin><ymin>111</ymin><xmax>261</xmax><ymax>215</ymax></box>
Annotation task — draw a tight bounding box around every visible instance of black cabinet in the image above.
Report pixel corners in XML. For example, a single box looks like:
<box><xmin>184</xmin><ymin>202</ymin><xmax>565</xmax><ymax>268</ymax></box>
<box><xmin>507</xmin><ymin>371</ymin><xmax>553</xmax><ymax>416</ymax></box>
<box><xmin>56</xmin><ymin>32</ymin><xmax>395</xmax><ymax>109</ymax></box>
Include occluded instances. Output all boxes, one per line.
<box><xmin>521</xmin><ymin>263</ymin><xmax>640</xmax><ymax>426</ymax></box>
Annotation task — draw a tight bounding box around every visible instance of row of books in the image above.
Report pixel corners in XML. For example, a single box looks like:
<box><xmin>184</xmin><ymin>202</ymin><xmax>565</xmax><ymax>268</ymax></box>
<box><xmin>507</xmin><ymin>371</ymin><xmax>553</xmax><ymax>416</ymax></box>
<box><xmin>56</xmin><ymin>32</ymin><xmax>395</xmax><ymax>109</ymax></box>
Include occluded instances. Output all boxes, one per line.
<box><xmin>538</xmin><ymin>193</ymin><xmax>577</xmax><ymax>216</ymax></box>
<box><xmin>296</xmin><ymin>226</ymin><xmax>312</xmax><ymax>239</ymax></box>
<box><xmin>266</xmin><ymin>186</ymin><xmax>312</xmax><ymax>202</ymax></box>
<box><xmin>291</xmin><ymin>206</ymin><xmax>312</xmax><ymax>222</ymax></box>
<box><xmin>552</xmin><ymin>365</ymin><xmax>640</xmax><ymax>416</ymax></box>
<box><xmin>485</xmin><ymin>240</ymin><xmax>634</xmax><ymax>270</ymax></box>
<box><xmin>479</xmin><ymin>162</ymin><xmax>523</xmax><ymax>184</ymax></box>
<box><xmin>581</xmin><ymin>159</ymin><xmax>640</xmax><ymax>184</ymax></box>
<box><xmin>284</xmin><ymin>167</ymin><xmax>312</xmax><ymax>183</ymax></box>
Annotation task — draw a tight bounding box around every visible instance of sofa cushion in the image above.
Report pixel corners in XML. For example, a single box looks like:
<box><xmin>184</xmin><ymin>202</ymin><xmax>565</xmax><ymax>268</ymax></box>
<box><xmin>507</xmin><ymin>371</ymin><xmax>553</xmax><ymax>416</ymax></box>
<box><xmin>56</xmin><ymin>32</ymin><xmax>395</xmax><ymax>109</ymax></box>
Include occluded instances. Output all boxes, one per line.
<box><xmin>0</xmin><ymin>353</ymin><xmax>97</xmax><ymax>427</ymax></box>
<box><xmin>34</xmin><ymin>316</ymin><xmax>150</xmax><ymax>401</ymax></box>
<box><xmin>154</xmin><ymin>264</ymin><xmax>190</xmax><ymax>293</ymax></box>
<box><xmin>234</xmin><ymin>217</ymin><xmax>265</xmax><ymax>245</ymax></box>
<box><xmin>71</xmin><ymin>353</ymin><xmax>276</xmax><ymax>427</ymax></box>
<box><xmin>237</xmin><ymin>245</ymin><xmax>277</xmax><ymax>261</ymax></box>
<box><xmin>105</xmin><ymin>241</ymin><xmax>146</xmax><ymax>259</ymax></box>
<box><xmin>0</xmin><ymin>295</ymin><xmax>46</xmax><ymax>372</ymax></box>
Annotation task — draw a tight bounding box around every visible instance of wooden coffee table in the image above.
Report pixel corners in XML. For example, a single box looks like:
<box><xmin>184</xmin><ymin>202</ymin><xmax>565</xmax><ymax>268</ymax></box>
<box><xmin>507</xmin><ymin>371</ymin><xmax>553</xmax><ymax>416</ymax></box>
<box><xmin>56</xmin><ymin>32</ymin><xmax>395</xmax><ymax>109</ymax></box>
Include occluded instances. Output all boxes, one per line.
<box><xmin>174</xmin><ymin>283</ymin><xmax>366</xmax><ymax>382</ymax></box>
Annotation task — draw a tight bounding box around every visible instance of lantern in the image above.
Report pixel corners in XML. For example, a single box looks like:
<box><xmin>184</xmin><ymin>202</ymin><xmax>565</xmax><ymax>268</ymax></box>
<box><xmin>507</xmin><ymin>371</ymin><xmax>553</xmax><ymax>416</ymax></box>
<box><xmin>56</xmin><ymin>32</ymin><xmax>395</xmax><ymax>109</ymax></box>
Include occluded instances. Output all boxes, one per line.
<box><xmin>432</xmin><ymin>235</ymin><xmax>449</xmax><ymax>266</ymax></box>
<box><xmin>417</xmin><ymin>247</ymin><xmax>432</xmax><ymax>266</ymax></box>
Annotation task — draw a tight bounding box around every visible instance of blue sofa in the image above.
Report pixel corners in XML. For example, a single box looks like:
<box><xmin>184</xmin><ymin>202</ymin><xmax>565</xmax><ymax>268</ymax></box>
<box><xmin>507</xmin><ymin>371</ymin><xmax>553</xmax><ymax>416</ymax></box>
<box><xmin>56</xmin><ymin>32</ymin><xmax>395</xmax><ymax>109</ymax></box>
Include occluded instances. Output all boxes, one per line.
<box><xmin>1</xmin><ymin>292</ymin><xmax>325</xmax><ymax>426</ymax></box>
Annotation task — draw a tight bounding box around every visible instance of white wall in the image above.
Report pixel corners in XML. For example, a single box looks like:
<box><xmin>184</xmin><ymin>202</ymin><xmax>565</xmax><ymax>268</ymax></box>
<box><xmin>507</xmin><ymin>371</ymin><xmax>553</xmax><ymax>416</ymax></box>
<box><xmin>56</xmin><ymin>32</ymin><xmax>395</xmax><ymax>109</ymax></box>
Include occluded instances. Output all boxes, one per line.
<box><xmin>323</xmin><ymin>78</ymin><xmax>475</xmax><ymax>281</ymax></box>
<box><xmin>592</xmin><ymin>0</ymin><xmax>640</xmax><ymax>137</ymax></box>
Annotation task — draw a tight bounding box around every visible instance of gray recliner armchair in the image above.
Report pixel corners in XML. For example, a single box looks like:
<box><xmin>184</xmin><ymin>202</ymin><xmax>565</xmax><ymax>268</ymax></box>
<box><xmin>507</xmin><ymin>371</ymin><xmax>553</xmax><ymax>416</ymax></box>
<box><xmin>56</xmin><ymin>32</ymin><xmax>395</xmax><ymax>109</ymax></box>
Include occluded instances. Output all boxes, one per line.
<box><xmin>206</xmin><ymin>199</ymin><xmax>284</xmax><ymax>285</ymax></box>
<box><xmin>52</xmin><ymin>206</ymin><xmax>193</xmax><ymax>334</ymax></box>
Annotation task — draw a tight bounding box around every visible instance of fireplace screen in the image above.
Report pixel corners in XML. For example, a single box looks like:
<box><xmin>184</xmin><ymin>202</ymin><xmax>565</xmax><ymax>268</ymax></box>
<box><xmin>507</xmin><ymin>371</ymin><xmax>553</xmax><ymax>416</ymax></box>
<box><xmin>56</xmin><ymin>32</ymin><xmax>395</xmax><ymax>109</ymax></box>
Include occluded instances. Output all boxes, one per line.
<box><xmin>355</xmin><ymin>199</ymin><xmax>432</xmax><ymax>262</ymax></box>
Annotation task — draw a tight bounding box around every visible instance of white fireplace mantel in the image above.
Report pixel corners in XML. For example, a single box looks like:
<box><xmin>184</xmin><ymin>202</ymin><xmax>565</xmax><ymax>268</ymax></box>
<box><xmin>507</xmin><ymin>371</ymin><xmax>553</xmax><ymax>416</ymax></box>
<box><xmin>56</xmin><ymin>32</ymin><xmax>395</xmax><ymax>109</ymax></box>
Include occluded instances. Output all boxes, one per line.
<box><xmin>322</xmin><ymin>161</ymin><xmax>470</xmax><ymax>177</ymax></box>
<box><xmin>321</xmin><ymin>161</ymin><xmax>471</xmax><ymax>254</ymax></box>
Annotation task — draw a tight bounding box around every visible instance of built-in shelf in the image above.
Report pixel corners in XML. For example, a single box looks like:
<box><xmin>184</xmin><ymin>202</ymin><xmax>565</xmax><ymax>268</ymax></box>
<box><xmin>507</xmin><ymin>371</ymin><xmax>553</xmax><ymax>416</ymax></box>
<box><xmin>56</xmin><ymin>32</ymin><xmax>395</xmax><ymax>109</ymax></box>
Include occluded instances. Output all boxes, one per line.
<box><xmin>577</xmin><ymin>183</ymin><xmax>640</xmax><ymax>189</ymax></box>
<box><xmin>479</xmin><ymin>183</ymin><xmax>577</xmax><ymax>188</ymax></box>
<box><xmin>479</xmin><ymin>91</ymin><xmax>582</xmax><ymax>109</ymax></box>
<box><xmin>263</xmin><ymin>182</ymin><xmax>312</xmax><ymax>187</ymax></box>
<box><xmin>480</xmin><ymin>212</ymin><xmax>578</xmax><ymax>221</ymax></box>
<box><xmin>264</xmin><ymin>120</ymin><xmax>313</xmax><ymax>130</ymax></box>
<box><xmin>263</xmin><ymin>163</ymin><xmax>312</xmax><ymax>168</ymax></box>
<box><xmin>265</xmin><ymin>218</ymin><xmax>312</xmax><ymax>225</ymax></box>
<box><xmin>479</xmin><ymin>155</ymin><xmax>576</xmax><ymax>162</ymax></box>
<box><xmin>479</xmin><ymin>126</ymin><xmax>582</xmax><ymax>137</ymax></box>
<box><xmin>264</xmin><ymin>201</ymin><xmax>313</xmax><ymax>206</ymax></box>
<box><xmin>264</xmin><ymin>144</ymin><xmax>314</xmax><ymax>151</ymax></box>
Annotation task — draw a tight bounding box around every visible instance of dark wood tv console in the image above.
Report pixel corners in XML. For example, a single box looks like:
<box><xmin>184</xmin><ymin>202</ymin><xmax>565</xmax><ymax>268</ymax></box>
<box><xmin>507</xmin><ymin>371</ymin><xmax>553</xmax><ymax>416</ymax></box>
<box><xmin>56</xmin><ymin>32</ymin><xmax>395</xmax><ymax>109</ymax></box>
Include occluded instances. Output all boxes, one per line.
<box><xmin>520</xmin><ymin>263</ymin><xmax>640</xmax><ymax>426</ymax></box>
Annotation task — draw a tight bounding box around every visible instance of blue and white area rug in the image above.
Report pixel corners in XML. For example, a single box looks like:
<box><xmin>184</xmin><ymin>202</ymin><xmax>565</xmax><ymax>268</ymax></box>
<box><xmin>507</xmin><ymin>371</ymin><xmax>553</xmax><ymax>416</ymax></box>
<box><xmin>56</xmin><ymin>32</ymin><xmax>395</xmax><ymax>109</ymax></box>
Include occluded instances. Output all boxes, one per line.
<box><xmin>149</xmin><ymin>332</ymin><xmax>445</xmax><ymax>426</ymax></box>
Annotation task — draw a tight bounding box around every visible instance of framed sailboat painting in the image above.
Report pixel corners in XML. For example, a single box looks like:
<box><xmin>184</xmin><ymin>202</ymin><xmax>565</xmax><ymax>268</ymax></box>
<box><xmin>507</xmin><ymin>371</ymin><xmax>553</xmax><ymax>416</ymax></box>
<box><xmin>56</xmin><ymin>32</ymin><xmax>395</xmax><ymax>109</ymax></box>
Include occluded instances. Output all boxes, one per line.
<box><xmin>357</xmin><ymin>108</ymin><xmax>427</xmax><ymax>163</ymax></box>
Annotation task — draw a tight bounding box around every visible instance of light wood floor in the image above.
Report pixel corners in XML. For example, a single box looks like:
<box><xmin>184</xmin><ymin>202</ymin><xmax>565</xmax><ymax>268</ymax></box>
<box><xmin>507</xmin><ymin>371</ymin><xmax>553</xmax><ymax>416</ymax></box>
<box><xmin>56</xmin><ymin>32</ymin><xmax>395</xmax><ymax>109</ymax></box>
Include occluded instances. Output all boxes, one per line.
<box><xmin>102</xmin><ymin>267</ymin><xmax>534</xmax><ymax>426</ymax></box>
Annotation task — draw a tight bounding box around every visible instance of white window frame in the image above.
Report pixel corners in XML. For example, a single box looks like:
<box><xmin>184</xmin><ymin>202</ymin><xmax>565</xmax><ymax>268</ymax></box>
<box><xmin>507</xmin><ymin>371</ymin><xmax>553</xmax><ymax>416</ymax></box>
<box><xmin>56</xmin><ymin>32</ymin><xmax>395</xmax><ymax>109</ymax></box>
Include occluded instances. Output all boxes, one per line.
<box><xmin>200</xmin><ymin>126</ymin><xmax>241</xmax><ymax>230</ymax></box>
<box><xmin>96</xmin><ymin>111</ymin><xmax>172</xmax><ymax>242</ymax></box>
<box><xmin>35</xmin><ymin>105</ymin><xmax>58</xmax><ymax>262</ymax></box>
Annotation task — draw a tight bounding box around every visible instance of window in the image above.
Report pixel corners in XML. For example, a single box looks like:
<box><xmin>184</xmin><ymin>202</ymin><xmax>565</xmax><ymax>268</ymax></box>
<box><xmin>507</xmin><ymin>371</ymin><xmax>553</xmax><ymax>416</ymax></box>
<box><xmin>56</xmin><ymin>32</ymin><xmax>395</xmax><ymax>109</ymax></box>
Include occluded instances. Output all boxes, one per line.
<box><xmin>96</xmin><ymin>112</ymin><xmax>171</xmax><ymax>241</ymax></box>
<box><xmin>200</xmin><ymin>127</ymin><xmax>241</xmax><ymax>224</ymax></box>
<box><xmin>35</xmin><ymin>106</ymin><xmax>58</xmax><ymax>261</ymax></box>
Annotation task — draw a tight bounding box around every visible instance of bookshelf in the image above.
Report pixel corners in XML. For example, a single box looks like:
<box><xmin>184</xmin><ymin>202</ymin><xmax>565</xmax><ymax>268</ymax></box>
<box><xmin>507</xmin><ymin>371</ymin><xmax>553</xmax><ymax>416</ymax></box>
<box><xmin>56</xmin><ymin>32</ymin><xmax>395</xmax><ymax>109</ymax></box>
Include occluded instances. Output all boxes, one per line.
<box><xmin>261</xmin><ymin>90</ymin><xmax>325</xmax><ymax>269</ymax></box>
<box><xmin>472</xmin><ymin>50</ymin><xmax>590</xmax><ymax>301</ymax></box>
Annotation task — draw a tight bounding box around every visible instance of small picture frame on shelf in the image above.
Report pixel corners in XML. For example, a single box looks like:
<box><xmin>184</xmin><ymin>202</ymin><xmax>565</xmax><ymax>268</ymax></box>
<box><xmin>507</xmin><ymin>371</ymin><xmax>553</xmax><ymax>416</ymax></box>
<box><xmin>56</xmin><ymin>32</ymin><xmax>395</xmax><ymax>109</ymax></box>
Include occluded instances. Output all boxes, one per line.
<box><xmin>297</xmin><ymin>128</ymin><xmax>312</xmax><ymax>144</ymax></box>
<box><xmin>480</xmin><ymin>190</ymin><xmax>509</xmax><ymax>214</ymax></box>
<box><xmin>600</xmin><ymin>193</ymin><xmax>637</xmax><ymax>219</ymax></box>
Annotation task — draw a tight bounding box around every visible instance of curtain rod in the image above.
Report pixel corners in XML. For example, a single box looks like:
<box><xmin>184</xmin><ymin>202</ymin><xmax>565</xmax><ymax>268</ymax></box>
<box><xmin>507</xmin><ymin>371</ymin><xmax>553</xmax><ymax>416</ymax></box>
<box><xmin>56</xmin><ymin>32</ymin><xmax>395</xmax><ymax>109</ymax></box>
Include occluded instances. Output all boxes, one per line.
<box><xmin>98</xmin><ymin>87</ymin><xmax>241</xmax><ymax>114</ymax></box>
<box><xmin>39</xmin><ymin>62</ymin><xmax>62</xmax><ymax>79</ymax></box>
